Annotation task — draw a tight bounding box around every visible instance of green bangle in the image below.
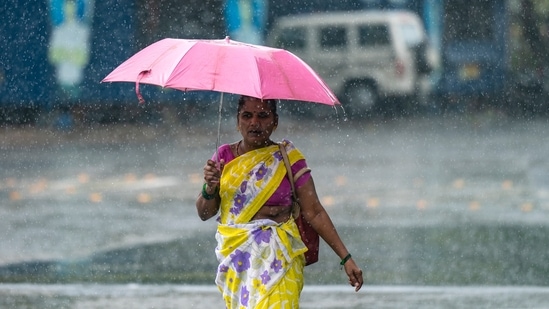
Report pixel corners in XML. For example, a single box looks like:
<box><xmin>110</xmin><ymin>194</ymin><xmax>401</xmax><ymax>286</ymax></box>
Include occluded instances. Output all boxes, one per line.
<box><xmin>202</xmin><ymin>183</ymin><xmax>218</xmax><ymax>200</ymax></box>
<box><xmin>340</xmin><ymin>253</ymin><xmax>352</xmax><ymax>267</ymax></box>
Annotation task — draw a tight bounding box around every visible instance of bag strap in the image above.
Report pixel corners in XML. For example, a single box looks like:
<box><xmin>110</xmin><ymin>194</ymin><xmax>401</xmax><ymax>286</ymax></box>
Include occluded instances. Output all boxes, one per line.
<box><xmin>278</xmin><ymin>143</ymin><xmax>296</xmax><ymax>201</ymax></box>
<box><xmin>278</xmin><ymin>142</ymin><xmax>312</xmax><ymax>196</ymax></box>
<box><xmin>279</xmin><ymin>143</ymin><xmax>311</xmax><ymax>218</ymax></box>
<box><xmin>294</xmin><ymin>167</ymin><xmax>311</xmax><ymax>182</ymax></box>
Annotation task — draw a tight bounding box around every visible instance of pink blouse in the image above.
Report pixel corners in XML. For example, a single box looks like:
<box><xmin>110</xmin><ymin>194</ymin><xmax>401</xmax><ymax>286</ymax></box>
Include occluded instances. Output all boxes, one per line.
<box><xmin>212</xmin><ymin>144</ymin><xmax>311</xmax><ymax>207</ymax></box>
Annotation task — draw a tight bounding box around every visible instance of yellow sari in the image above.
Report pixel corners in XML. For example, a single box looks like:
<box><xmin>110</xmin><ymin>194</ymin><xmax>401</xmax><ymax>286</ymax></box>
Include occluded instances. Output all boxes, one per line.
<box><xmin>215</xmin><ymin>140</ymin><xmax>308</xmax><ymax>308</ymax></box>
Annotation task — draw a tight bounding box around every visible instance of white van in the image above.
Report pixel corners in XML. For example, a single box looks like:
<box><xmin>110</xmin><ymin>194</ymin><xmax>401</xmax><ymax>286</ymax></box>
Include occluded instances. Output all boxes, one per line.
<box><xmin>268</xmin><ymin>10</ymin><xmax>437</xmax><ymax>116</ymax></box>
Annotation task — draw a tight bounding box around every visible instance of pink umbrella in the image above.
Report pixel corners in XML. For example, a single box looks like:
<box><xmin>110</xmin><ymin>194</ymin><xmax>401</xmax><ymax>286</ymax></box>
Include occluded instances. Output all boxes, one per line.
<box><xmin>103</xmin><ymin>37</ymin><xmax>342</xmax><ymax>160</ymax></box>
<box><xmin>102</xmin><ymin>37</ymin><xmax>340</xmax><ymax>106</ymax></box>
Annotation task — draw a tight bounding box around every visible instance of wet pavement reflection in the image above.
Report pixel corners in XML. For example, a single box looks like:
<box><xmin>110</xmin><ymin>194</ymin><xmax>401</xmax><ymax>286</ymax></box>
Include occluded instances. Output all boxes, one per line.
<box><xmin>1</xmin><ymin>112</ymin><xmax>549</xmax><ymax>306</ymax></box>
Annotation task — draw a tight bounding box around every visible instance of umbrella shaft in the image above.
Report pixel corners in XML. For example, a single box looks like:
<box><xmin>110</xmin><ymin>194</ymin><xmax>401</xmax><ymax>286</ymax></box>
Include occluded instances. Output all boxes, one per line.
<box><xmin>215</xmin><ymin>93</ymin><xmax>224</xmax><ymax>165</ymax></box>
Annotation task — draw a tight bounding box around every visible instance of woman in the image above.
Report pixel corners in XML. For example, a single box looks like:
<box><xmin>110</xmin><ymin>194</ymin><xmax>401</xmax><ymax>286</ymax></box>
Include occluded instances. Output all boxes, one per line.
<box><xmin>196</xmin><ymin>96</ymin><xmax>363</xmax><ymax>308</ymax></box>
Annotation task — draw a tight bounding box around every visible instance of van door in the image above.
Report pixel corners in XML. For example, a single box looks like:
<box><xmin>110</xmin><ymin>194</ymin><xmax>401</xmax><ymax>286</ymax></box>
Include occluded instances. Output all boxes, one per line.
<box><xmin>355</xmin><ymin>23</ymin><xmax>396</xmax><ymax>93</ymax></box>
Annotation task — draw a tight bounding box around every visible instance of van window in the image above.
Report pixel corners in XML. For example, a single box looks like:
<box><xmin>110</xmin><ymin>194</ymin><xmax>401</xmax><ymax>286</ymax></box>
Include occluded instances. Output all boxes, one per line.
<box><xmin>275</xmin><ymin>27</ymin><xmax>306</xmax><ymax>50</ymax></box>
<box><xmin>399</xmin><ymin>23</ymin><xmax>423</xmax><ymax>47</ymax></box>
<box><xmin>358</xmin><ymin>25</ymin><xmax>390</xmax><ymax>47</ymax></box>
<box><xmin>319</xmin><ymin>26</ymin><xmax>347</xmax><ymax>49</ymax></box>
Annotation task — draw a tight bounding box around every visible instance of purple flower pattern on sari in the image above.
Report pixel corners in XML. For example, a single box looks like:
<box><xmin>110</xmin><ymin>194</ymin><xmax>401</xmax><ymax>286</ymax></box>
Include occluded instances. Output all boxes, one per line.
<box><xmin>270</xmin><ymin>258</ymin><xmax>282</xmax><ymax>273</ymax></box>
<box><xmin>260</xmin><ymin>270</ymin><xmax>271</xmax><ymax>284</ymax></box>
<box><xmin>230</xmin><ymin>193</ymin><xmax>246</xmax><ymax>215</ymax></box>
<box><xmin>255</xmin><ymin>163</ymin><xmax>268</xmax><ymax>180</ymax></box>
<box><xmin>241</xmin><ymin>286</ymin><xmax>250</xmax><ymax>306</ymax></box>
<box><xmin>240</xmin><ymin>180</ymin><xmax>248</xmax><ymax>193</ymax></box>
<box><xmin>218</xmin><ymin>264</ymin><xmax>229</xmax><ymax>273</ymax></box>
<box><xmin>252</xmin><ymin>227</ymin><xmax>272</xmax><ymax>245</ymax></box>
<box><xmin>231</xmin><ymin>249</ymin><xmax>251</xmax><ymax>273</ymax></box>
<box><xmin>274</xmin><ymin>150</ymin><xmax>282</xmax><ymax>161</ymax></box>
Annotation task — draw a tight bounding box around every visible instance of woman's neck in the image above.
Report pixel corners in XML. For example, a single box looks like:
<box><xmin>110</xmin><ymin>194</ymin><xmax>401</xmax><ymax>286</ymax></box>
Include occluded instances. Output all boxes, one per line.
<box><xmin>238</xmin><ymin>139</ymin><xmax>275</xmax><ymax>155</ymax></box>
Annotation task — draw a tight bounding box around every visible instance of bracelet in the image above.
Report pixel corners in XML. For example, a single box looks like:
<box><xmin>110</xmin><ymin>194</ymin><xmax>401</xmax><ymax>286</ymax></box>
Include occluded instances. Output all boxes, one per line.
<box><xmin>340</xmin><ymin>253</ymin><xmax>352</xmax><ymax>268</ymax></box>
<box><xmin>202</xmin><ymin>183</ymin><xmax>218</xmax><ymax>200</ymax></box>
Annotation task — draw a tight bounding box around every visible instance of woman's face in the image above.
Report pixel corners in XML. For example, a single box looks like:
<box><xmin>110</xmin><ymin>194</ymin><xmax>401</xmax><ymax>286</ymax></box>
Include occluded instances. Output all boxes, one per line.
<box><xmin>237</xmin><ymin>97</ymin><xmax>278</xmax><ymax>148</ymax></box>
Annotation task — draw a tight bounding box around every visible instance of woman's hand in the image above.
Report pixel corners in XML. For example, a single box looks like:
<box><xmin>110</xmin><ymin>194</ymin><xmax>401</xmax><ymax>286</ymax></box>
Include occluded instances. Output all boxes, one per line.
<box><xmin>203</xmin><ymin>159</ymin><xmax>224</xmax><ymax>192</ymax></box>
<box><xmin>344</xmin><ymin>258</ymin><xmax>364</xmax><ymax>292</ymax></box>
<box><xmin>196</xmin><ymin>159</ymin><xmax>225</xmax><ymax>221</ymax></box>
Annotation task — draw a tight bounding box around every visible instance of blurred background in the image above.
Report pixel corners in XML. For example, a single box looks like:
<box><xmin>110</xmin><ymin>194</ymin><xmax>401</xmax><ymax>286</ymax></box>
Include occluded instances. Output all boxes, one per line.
<box><xmin>1</xmin><ymin>0</ymin><xmax>549</xmax><ymax>125</ymax></box>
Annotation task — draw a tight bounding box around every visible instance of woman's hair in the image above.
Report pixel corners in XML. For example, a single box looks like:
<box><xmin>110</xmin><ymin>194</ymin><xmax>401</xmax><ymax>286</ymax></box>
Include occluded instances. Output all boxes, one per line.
<box><xmin>237</xmin><ymin>96</ymin><xmax>278</xmax><ymax>116</ymax></box>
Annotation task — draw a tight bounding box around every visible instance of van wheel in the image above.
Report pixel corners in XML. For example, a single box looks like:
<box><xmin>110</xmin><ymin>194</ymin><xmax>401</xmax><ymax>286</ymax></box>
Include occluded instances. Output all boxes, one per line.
<box><xmin>345</xmin><ymin>83</ymin><xmax>378</xmax><ymax>116</ymax></box>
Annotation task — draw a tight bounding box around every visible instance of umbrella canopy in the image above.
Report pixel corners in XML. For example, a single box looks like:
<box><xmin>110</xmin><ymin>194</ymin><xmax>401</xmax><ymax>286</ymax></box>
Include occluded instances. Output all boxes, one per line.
<box><xmin>102</xmin><ymin>37</ymin><xmax>339</xmax><ymax>106</ymax></box>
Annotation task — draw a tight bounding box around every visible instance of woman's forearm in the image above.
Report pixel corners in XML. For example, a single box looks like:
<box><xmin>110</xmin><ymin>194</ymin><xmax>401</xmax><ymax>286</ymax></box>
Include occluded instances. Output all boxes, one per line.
<box><xmin>195</xmin><ymin>185</ymin><xmax>220</xmax><ymax>221</ymax></box>
<box><xmin>307</xmin><ymin>208</ymin><xmax>350</xmax><ymax>260</ymax></box>
<box><xmin>297</xmin><ymin>178</ymin><xmax>351</xmax><ymax>260</ymax></box>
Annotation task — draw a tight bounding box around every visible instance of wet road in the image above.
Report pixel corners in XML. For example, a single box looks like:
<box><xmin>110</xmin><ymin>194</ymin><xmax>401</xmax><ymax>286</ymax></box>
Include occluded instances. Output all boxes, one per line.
<box><xmin>2</xmin><ymin>284</ymin><xmax>549</xmax><ymax>309</ymax></box>
<box><xmin>1</xmin><ymin>111</ymin><xmax>549</xmax><ymax>306</ymax></box>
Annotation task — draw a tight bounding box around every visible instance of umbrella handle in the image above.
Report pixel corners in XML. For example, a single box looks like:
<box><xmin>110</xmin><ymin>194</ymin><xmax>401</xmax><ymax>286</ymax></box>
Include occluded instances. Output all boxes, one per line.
<box><xmin>136</xmin><ymin>70</ymin><xmax>150</xmax><ymax>105</ymax></box>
